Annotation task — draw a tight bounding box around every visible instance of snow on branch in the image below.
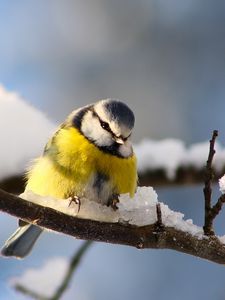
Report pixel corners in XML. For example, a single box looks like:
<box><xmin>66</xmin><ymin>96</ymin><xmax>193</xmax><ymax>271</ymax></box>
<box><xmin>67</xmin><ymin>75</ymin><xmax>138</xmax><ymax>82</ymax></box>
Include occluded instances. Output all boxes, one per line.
<box><xmin>1</xmin><ymin>187</ymin><xmax>225</xmax><ymax>265</ymax></box>
<box><xmin>135</xmin><ymin>138</ymin><xmax>225</xmax><ymax>186</ymax></box>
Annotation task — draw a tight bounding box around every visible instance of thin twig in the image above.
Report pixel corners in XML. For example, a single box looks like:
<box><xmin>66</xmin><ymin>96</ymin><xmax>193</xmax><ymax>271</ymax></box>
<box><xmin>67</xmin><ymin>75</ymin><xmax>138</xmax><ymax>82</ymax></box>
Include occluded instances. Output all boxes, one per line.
<box><xmin>14</xmin><ymin>285</ymin><xmax>49</xmax><ymax>300</ymax></box>
<box><xmin>154</xmin><ymin>203</ymin><xmax>164</xmax><ymax>231</ymax></box>
<box><xmin>50</xmin><ymin>241</ymin><xmax>92</xmax><ymax>300</ymax></box>
<box><xmin>203</xmin><ymin>130</ymin><xmax>218</xmax><ymax>235</ymax></box>
<box><xmin>156</xmin><ymin>203</ymin><xmax>162</xmax><ymax>225</ymax></box>
<box><xmin>14</xmin><ymin>241</ymin><xmax>93</xmax><ymax>300</ymax></box>
<box><xmin>210</xmin><ymin>194</ymin><xmax>225</xmax><ymax>220</ymax></box>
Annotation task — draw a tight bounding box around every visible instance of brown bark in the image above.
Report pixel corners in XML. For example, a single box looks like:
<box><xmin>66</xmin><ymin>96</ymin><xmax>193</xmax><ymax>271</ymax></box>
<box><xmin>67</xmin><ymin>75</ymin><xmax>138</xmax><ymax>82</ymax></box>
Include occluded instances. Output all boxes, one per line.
<box><xmin>0</xmin><ymin>188</ymin><xmax>225</xmax><ymax>265</ymax></box>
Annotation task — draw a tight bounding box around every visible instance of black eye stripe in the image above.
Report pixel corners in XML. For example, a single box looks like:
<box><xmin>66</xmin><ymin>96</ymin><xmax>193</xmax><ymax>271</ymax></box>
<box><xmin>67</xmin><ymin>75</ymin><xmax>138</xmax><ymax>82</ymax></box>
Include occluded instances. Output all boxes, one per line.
<box><xmin>91</xmin><ymin>109</ymin><xmax>114</xmax><ymax>135</ymax></box>
<box><xmin>100</xmin><ymin>119</ymin><xmax>115</xmax><ymax>137</ymax></box>
<box><xmin>91</xmin><ymin>108</ymin><xmax>131</xmax><ymax>141</ymax></box>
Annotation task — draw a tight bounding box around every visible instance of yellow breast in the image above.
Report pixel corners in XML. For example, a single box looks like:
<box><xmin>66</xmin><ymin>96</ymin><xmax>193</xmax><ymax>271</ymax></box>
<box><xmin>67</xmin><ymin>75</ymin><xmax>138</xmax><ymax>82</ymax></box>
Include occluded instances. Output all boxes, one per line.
<box><xmin>26</xmin><ymin>127</ymin><xmax>137</xmax><ymax>200</ymax></box>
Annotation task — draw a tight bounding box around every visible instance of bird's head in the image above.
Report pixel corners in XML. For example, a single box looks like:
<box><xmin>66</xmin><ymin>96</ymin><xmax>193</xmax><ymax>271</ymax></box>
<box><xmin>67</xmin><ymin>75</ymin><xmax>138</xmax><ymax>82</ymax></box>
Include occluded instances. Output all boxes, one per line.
<box><xmin>71</xmin><ymin>99</ymin><xmax>135</xmax><ymax>158</ymax></box>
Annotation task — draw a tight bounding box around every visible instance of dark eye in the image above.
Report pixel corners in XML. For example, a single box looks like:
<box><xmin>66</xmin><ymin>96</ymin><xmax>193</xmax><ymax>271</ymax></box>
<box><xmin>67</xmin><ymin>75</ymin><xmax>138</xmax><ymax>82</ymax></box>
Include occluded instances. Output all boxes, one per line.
<box><xmin>100</xmin><ymin>120</ymin><xmax>110</xmax><ymax>131</ymax></box>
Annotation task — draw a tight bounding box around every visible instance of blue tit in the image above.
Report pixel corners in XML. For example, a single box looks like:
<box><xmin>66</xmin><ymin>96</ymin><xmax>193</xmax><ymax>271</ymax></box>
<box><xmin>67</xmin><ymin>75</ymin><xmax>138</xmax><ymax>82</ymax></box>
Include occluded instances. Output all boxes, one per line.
<box><xmin>1</xmin><ymin>99</ymin><xmax>137</xmax><ymax>258</ymax></box>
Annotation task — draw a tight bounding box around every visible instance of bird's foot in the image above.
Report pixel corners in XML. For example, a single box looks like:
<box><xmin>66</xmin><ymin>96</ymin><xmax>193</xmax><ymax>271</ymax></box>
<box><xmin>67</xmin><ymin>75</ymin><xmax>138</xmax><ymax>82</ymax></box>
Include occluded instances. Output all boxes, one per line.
<box><xmin>107</xmin><ymin>195</ymin><xmax>119</xmax><ymax>211</ymax></box>
<box><xmin>68</xmin><ymin>195</ymin><xmax>81</xmax><ymax>213</ymax></box>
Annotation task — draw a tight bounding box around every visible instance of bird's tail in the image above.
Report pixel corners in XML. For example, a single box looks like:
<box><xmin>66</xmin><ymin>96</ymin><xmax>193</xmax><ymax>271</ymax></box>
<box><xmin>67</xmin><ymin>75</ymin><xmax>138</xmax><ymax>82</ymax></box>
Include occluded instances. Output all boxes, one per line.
<box><xmin>1</xmin><ymin>224</ymin><xmax>43</xmax><ymax>258</ymax></box>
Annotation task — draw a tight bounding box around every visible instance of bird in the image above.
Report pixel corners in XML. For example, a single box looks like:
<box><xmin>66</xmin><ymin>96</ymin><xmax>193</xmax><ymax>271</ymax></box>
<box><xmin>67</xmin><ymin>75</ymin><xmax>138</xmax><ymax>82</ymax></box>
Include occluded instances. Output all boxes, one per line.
<box><xmin>1</xmin><ymin>99</ymin><xmax>137</xmax><ymax>258</ymax></box>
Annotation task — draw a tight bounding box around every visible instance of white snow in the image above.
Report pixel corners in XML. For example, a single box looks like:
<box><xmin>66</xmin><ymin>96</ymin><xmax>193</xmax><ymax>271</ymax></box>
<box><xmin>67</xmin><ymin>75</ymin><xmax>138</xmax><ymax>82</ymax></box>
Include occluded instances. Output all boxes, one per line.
<box><xmin>10</xmin><ymin>256</ymin><xmax>90</xmax><ymax>300</ymax></box>
<box><xmin>219</xmin><ymin>173</ymin><xmax>225</xmax><ymax>244</ymax></box>
<box><xmin>183</xmin><ymin>141</ymin><xmax>225</xmax><ymax>170</ymax></box>
<box><xmin>159</xmin><ymin>203</ymin><xmax>203</xmax><ymax>237</ymax></box>
<box><xmin>0</xmin><ymin>85</ymin><xmax>55</xmax><ymax>180</ymax></box>
<box><xmin>219</xmin><ymin>175</ymin><xmax>225</xmax><ymax>194</ymax></box>
<box><xmin>134</xmin><ymin>139</ymin><xmax>186</xmax><ymax>179</ymax></box>
<box><xmin>181</xmin><ymin>142</ymin><xmax>210</xmax><ymax>169</ymax></box>
<box><xmin>134</xmin><ymin>138</ymin><xmax>225</xmax><ymax>179</ymax></box>
<box><xmin>219</xmin><ymin>235</ymin><xmax>225</xmax><ymax>244</ymax></box>
<box><xmin>10</xmin><ymin>257</ymin><xmax>68</xmax><ymax>297</ymax></box>
<box><xmin>20</xmin><ymin>186</ymin><xmax>203</xmax><ymax>238</ymax></box>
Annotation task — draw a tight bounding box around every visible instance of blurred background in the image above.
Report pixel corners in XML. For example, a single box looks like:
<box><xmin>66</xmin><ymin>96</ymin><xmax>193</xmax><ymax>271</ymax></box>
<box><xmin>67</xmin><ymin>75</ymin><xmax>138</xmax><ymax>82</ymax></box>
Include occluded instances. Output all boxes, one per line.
<box><xmin>1</xmin><ymin>0</ymin><xmax>225</xmax><ymax>143</ymax></box>
<box><xmin>1</xmin><ymin>1</ymin><xmax>225</xmax><ymax>299</ymax></box>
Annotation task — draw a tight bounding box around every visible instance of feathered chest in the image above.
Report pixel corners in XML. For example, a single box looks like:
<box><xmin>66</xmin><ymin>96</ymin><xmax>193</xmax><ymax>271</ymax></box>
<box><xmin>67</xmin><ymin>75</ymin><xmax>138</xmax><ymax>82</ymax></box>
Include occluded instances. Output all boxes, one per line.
<box><xmin>26</xmin><ymin>127</ymin><xmax>137</xmax><ymax>203</ymax></box>
<box><xmin>56</xmin><ymin>127</ymin><xmax>137</xmax><ymax>192</ymax></box>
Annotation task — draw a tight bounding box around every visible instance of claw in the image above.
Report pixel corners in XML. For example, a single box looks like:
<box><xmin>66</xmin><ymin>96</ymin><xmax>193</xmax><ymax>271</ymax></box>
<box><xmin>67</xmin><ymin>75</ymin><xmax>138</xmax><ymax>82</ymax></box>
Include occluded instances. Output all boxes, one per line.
<box><xmin>68</xmin><ymin>195</ymin><xmax>81</xmax><ymax>213</ymax></box>
<box><xmin>107</xmin><ymin>194</ymin><xmax>119</xmax><ymax>211</ymax></box>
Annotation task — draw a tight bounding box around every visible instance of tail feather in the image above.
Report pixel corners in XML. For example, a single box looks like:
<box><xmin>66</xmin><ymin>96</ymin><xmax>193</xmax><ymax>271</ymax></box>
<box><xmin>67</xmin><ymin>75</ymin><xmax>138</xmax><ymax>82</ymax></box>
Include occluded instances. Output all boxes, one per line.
<box><xmin>1</xmin><ymin>224</ymin><xmax>43</xmax><ymax>258</ymax></box>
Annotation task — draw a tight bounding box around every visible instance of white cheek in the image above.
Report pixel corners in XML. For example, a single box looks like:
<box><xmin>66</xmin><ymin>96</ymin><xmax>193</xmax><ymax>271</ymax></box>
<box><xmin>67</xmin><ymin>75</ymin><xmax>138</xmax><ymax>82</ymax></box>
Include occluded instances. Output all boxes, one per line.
<box><xmin>94</xmin><ymin>129</ymin><xmax>113</xmax><ymax>147</ymax></box>
<box><xmin>81</xmin><ymin>112</ymin><xmax>113</xmax><ymax>147</ymax></box>
<box><xmin>119</xmin><ymin>140</ymin><xmax>133</xmax><ymax>157</ymax></box>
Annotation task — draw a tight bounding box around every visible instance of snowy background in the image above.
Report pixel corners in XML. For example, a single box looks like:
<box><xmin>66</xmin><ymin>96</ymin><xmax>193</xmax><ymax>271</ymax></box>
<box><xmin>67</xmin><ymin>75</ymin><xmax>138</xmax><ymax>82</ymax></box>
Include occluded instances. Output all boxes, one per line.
<box><xmin>1</xmin><ymin>1</ymin><xmax>225</xmax><ymax>299</ymax></box>
<box><xmin>1</xmin><ymin>1</ymin><xmax>225</xmax><ymax>144</ymax></box>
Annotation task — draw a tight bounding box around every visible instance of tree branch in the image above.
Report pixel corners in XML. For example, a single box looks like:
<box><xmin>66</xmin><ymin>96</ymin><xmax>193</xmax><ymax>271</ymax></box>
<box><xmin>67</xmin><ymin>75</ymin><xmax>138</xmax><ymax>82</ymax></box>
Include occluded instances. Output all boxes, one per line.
<box><xmin>203</xmin><ymin>130</ymin><xmax>221</xmax><ymax>235</ymax></box>
<box><xmin>211</xmin><ymin>194</ymin><xmax>225</xmax><ymax>219</ymax></box>
<box><xmin>1</xmin><ymin>188</ymin><xmax>225</xmax><ymax>265</ymax></box>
